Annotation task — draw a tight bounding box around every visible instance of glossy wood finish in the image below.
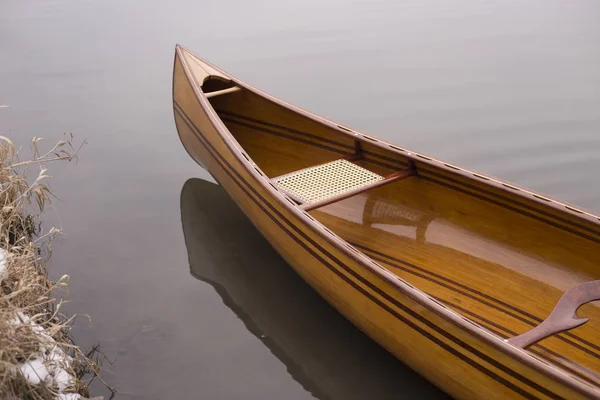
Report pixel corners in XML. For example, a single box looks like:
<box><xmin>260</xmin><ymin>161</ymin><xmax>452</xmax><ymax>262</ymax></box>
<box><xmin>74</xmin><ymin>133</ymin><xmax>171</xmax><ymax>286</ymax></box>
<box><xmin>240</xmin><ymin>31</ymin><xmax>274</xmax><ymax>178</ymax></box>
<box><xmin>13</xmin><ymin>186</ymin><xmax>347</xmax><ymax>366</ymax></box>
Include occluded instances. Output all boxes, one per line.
<box><xmin>180</xmin><ymin>178</ymin><xmax>449</xmax><ymax>400</ymax></box>
<box><xmin>172</xmin><ymin>45</ymin><xmax>600</xmax><ymax>399</ymax></box>
<box><xmin>311</xmin><ymin>184</ymin><xmax>600</xmax><ymax>386</ymax></box>
<box><xmin>509</xmin><ymin>280</ymin><xmax>600</xmax><ymax>349</ymax></box>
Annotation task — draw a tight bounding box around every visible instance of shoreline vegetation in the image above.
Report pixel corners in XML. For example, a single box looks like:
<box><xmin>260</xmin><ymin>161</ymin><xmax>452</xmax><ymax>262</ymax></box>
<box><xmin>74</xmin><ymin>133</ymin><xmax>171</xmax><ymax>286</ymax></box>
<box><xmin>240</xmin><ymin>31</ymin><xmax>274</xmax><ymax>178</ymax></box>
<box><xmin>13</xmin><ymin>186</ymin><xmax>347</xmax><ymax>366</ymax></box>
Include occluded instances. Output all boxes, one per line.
<box><xmin>0</xmin><ymin>135</ymin><xmax>111</xmax><ymax>400</ymax></box>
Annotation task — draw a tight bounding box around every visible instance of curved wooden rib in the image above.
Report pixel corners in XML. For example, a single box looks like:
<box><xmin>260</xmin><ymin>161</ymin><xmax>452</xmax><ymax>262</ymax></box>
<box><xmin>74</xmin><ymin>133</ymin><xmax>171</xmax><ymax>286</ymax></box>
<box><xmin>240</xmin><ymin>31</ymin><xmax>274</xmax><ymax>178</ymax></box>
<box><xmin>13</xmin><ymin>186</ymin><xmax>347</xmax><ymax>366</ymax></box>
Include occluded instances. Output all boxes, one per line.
<box><xmin>509</xmin><ymin>280</ymin><xmax>600</xmax><ymax>348</ymax></box>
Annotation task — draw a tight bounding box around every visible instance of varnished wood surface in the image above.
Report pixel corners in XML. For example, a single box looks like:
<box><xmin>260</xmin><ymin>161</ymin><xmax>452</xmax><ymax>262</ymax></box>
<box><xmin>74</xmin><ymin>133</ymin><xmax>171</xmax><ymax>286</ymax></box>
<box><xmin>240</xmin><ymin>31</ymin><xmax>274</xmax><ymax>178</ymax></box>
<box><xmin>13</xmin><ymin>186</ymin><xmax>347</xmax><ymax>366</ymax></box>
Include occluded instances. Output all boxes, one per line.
<box><xmin>510</xmin><ymin>280</ymin><xmax>600</xmax><ymax>349</ymax></box>
<box><xmin>311</xmin><ymin>183</ymin><xmax>600</xmax><ymax>385</ymax></box>
<box><xmin>173</xmin><ymin>45</ymin><xmax>600</xmax><ymax>399</ymax></box>
<box><xmin>180</xmin><ymin>177</ymin><xmax>449</xmax><ymax>400</ymax></box>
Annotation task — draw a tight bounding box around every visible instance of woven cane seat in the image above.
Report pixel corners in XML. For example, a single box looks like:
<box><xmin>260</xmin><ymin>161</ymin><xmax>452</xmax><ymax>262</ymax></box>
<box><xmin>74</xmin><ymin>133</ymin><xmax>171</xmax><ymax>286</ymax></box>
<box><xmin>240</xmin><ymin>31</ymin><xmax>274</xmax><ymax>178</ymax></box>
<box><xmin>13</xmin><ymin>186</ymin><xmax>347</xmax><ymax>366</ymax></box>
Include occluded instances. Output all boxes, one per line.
<box><xmin>273</xmin><ymin>159</ymin><xmax>383</xmax><ymax>204</ymax></box>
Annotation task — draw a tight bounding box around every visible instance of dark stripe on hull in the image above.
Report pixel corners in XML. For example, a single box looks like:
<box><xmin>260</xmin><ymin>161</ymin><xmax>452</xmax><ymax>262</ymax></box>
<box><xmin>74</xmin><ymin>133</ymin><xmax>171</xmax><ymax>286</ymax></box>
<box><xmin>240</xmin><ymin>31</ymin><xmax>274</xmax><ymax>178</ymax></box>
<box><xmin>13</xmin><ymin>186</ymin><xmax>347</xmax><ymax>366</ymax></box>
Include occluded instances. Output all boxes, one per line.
<box><xmin>217</xmin><ymin>111</ymin><xmax>409</xmax><ymax>170</ymax></box>
<box><xmin>221</xmin><ymin>117</ymin><xmax>350</xmax><ymax>156</ymax></box>
<box><xmin>419</xmin><ymin>171</ymin><xmax>600</xmax><ymax>243</ymax></box>
<box><xmin>173</xmin><ymin>100</ymin><xmax>567</xmax><ymax>400</ymax></box>
<box><xmin>216</xmin><ymin>109</ymin><xmax>355</xmax><ymax>150</ymax></box>
<box><xmin>216</xmin><ymin>110</ymin><xmax>600</xmax><ymax>244</ymax></box>
<box><xmin>352</xmin><ymin>244</ymin><xmax>600</xmax><ymax>383</ymax></box>
<box><xmin>350</xmin><ymin>242</ymin><xmax>600</xmax><ymax>358</ymax></box>
<box><xmin>427</xmin><ymin>295</ymin><xmax>600</xmax><ymax>386</ymax></box>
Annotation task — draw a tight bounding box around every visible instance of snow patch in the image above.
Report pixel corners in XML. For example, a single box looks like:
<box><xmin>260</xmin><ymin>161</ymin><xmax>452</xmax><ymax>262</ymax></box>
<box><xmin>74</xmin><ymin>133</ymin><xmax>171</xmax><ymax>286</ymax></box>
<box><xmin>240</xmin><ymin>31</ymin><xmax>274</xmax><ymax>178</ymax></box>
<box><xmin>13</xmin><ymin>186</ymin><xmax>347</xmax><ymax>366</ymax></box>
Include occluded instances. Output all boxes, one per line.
<box><xmin>11</xmin><ymin>311</ymin><xmax>81</xmax><ymax>400</ymax></box>
<box><xmin>0</xmin><ymin>247</ymin><xmax>8</xmax><ymax>282</ymax></box>
<box><xmin>58</xmin><ymin>394</ymin><xmax>83</xmax><ymax>400</ymax></box>
<box><xmin>18</xmin><ymin>358</ymin><xmax>50</xmax><ymax>385</ymax></box>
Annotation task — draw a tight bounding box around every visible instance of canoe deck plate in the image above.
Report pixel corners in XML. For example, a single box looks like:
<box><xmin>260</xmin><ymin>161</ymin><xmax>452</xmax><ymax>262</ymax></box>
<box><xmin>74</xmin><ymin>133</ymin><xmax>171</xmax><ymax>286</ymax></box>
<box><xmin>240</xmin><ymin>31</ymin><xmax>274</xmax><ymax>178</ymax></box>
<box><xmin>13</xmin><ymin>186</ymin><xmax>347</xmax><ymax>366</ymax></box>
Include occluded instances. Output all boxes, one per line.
<box><xmin>273</xmin><ymin>159</ymin><xmax>383</xmax><ymax>204</ymax></box>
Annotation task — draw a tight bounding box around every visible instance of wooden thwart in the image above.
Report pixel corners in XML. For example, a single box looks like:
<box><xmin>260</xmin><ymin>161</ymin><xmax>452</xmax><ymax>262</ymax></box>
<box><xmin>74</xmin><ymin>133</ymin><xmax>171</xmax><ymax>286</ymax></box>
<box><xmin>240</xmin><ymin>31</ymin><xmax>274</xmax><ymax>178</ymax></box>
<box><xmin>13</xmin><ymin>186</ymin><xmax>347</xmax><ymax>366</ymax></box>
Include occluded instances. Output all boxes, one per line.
<box><xmin>270</xmin><ymin>154</ymin><xmax>416</xmax><ymax>211</ymax></box>
<box><xmin>205</xmin><ymin>86</ymin><xmax>241</xmax><ymax>99</ymax></box>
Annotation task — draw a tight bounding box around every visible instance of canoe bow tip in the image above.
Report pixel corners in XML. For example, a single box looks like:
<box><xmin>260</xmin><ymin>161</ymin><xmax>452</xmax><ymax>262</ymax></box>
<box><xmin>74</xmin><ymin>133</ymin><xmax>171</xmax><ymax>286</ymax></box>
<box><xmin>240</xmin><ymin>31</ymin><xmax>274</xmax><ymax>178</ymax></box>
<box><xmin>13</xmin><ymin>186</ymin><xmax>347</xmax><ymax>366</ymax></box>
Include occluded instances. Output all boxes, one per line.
<box><xmin>175</xmin><ymin>44</ymin><xmax>189</xmax><ymax>55</ymax></box>
<box><xmin>174</xmin><ymin>47</ymin><xmax>231</xmax><ymax>84</ymax></box>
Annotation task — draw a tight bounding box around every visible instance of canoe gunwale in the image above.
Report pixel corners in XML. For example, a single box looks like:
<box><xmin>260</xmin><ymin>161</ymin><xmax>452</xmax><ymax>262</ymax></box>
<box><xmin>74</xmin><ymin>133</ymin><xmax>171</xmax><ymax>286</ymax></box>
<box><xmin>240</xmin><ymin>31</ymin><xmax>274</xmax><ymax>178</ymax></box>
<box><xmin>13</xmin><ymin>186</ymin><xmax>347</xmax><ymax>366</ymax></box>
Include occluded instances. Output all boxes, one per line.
<box><xmin>223</xmin><ymin>75</ymin><xmax>600</xmax><ymax>232</ymax></box>
<box><xmin>173</xmin><ymin>44</ymin><xmax>600</xmax><ymax>398</ymax></box>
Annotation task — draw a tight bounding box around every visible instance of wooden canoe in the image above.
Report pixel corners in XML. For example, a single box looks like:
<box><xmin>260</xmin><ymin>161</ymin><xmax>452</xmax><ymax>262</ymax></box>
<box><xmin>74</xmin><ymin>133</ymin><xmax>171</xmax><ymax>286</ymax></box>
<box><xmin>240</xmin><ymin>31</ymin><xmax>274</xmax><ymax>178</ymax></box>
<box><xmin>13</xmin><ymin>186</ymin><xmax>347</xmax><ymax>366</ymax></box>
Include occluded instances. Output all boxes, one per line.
<box><xmin>172</xmin><ymin>45</ymin><xmax>600</xmax><ymax>399</ymax></box>
<box><xmin>180</xmin><ymin>177</ymin><xmax>447</xmax><ymax>399</ymax></box>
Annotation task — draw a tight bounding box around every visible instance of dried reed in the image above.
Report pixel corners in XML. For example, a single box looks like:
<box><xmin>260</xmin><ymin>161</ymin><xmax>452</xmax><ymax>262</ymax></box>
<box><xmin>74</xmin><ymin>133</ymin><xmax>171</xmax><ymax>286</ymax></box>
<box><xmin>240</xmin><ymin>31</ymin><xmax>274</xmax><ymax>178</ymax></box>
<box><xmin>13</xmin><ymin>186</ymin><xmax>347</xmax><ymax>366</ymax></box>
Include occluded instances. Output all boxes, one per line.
<box><xmin>0</xmin><ymin>134</ymin><xmax>110</xmax><ymax>399</ymax></box>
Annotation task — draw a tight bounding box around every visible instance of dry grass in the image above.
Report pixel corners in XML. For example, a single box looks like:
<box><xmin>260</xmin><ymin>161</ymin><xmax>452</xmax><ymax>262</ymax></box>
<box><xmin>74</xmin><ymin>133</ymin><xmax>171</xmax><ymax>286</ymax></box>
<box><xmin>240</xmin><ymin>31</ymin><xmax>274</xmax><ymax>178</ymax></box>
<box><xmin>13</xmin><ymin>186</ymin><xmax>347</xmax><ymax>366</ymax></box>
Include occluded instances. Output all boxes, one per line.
<box><xmin>0</xmin><ymin>134</ymin><xmax>110</xmax><ymax>399</ymax></box>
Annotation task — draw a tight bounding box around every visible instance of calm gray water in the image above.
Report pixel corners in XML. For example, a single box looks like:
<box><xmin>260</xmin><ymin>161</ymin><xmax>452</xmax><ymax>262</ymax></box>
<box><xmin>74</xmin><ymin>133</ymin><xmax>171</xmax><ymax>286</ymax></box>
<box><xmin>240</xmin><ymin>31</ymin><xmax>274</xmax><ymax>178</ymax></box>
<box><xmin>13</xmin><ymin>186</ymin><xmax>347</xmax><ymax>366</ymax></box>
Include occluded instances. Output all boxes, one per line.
<box><xmin>1</xmin><ymin>0</ymin><xmax>599</xmax><ymax>398</ymax></box>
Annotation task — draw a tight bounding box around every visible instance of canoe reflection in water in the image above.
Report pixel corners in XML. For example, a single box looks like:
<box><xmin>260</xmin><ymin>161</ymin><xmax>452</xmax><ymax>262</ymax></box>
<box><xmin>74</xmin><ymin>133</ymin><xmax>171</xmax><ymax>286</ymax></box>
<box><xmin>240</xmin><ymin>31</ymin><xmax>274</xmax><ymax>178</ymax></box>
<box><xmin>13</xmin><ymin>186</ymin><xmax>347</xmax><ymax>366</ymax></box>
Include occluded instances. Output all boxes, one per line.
<box><xmin>180</xmin><ymin>178</ymin><xmax>448</xmax><ymax>400</ymax></box>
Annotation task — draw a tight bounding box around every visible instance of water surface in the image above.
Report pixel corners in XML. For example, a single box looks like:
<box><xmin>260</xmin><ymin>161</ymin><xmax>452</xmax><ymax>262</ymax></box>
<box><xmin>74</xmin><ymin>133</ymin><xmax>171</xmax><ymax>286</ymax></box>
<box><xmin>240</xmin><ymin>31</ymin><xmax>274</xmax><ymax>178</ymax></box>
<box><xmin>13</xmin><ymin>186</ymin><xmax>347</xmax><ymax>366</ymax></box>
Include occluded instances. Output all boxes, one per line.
<box><xmin>0</xmin><ymin>0</ymin><xmax>599</xmax><ymax>398</ymax></box>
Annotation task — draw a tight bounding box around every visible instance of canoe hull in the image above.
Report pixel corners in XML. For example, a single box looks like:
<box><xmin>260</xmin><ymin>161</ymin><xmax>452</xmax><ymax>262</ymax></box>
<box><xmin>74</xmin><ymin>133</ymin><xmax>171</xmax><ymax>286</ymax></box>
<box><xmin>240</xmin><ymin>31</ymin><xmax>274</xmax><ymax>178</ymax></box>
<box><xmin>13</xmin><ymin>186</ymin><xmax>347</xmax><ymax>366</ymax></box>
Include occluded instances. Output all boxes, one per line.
<box><xmin>173</xmin><ymin>48</ymin><xmax>593</xmax><ymax>400</ymax></box>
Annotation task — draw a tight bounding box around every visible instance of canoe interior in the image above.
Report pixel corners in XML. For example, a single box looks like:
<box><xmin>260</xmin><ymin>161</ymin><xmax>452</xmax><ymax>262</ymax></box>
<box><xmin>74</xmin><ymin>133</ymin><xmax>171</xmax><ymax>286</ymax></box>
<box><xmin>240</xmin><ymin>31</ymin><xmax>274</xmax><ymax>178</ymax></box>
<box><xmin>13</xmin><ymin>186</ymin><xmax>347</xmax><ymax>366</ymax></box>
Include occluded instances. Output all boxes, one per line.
<box><xmin>204</xmin><ymin>78</ymin><xmax>600</xmax><ymax>384</ymax></box>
